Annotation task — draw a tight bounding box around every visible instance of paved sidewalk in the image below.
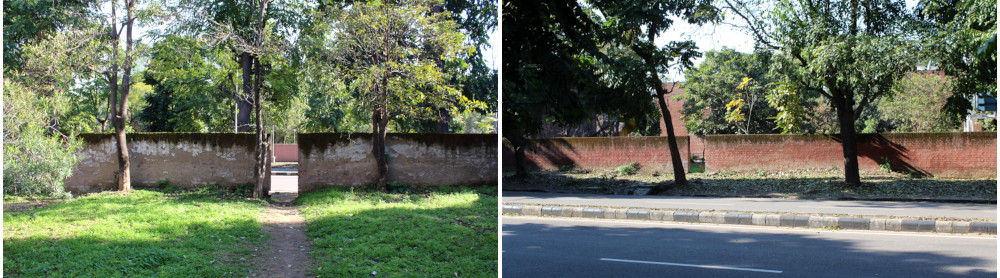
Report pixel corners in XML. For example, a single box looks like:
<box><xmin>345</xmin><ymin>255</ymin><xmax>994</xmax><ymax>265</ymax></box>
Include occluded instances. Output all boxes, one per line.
<box><xmin>503</xmin><ymin>192</ymin><xmax>997</xmax><ymax>220</ymax></box>
<box><xmin>502</xmin><ymin>192</ymin><xmax>998</xmax><ymax>234</ymax></box>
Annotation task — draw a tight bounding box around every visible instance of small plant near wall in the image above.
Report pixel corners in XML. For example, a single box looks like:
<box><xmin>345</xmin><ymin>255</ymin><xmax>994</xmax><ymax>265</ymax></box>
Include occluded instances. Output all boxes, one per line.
<box><xmin>879</xmin><ymin>157</ymin><xmax>893</xmax><ymax>174</ymax></box>
<box><xmin>617</xmin><ymin>162</ymin><xmax>640</xmax><ymax>176</ymax></box>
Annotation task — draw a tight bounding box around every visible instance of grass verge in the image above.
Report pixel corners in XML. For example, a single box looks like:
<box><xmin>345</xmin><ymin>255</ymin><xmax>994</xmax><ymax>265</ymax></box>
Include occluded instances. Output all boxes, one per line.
<box><xmin>3</xmin><ymin>186</ymin><xmax>266</xmax><ymax>277</ymax></box>
<box><xmin>504</xmin><ymin>168</ymin><xmax>996</xmax><ymax>201</ymax></box>
<box><xmin>297</xmin><ymin>185</ymin><xmax>498</xmax><ymax>277</ymax></box>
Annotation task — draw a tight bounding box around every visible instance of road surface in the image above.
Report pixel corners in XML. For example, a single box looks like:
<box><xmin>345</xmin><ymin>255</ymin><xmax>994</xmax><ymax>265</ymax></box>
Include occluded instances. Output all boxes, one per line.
<box><xmin>502</xmin><ymin>216</ymin><xmax>997</xmax><ymax>277</ymax></box>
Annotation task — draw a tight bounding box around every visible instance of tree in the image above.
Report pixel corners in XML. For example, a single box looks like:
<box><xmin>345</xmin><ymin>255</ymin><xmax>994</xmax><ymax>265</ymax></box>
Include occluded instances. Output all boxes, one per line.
<box><xmin>106</xmin><ymin>0</ymin><xmax>140</xmax><ymax>192</ymax></box>
<box><xmin>678</xmin><ymin>48</ymin><xmax>779</xmax><ymax>134</ymax></box>
<box><xmin>724</xmin><ymin>0</ymin><xmax>915</xmax><ymax>186</ymax></box>
<box><xmin>326</xmin><ymin>0</ymin><xmax>482</xmax><ymax>190</ymax></box>
<box><xmin>916</xmin><ymin>0</ymin><xmax>996</xmax><ymax>115</ymax></box>
<box><xmin>3</xmin><ymin>0</ymin><xmax>96</xmax><ymax>71</ymax></box>
<box><xmin>877</xmin><ymin>72</ymin><xmax>962</xmax><ymax>131</ymax></box>
<box><xmin>139</xmin><ymin>35</ymin><xmax>234</xmax><ymax>132</ymax></box>
<box><xmin>503</xmin><ymin>0</ymin><xmax>617</xmax><ymax>176</ymax></box>
<box><xmin>503</xmin><ymin>0</ymin><xmax>714</xmax><ymax>183</ymax></box>
<box><xmin>174</xmin><ymin>0</ymin><xmax>305</xmax><ymax>132</ymax></box>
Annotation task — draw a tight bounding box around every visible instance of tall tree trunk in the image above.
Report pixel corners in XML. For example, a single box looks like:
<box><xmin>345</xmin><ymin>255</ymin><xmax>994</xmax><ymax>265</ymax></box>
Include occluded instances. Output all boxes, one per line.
<box><xmin>110</xmin><ymin>0</ymin><xmax>134</xmax><ymax>192</ymax></box>
<box><xmin>836</xmin><ymin>98</ymin><xmax>862</xmax><ymax>186</ymax></box>
<box><xmin>252</xmin><ymin>56</ymin><xmax>269</xmax><ymax>198</ymax></box>
<box><xmin>251</xmin><ymin>0</ymin><xmax>271</xmax><ymax>199</ymax></box>
<box><xmin>238</xmin><ymin>52</ymin><xmax>254</xmax><ymax>132</ymax></box>
<box><xmin>372</xmin><ymin>105</ymin><xmax>389</xmax><ymax>191</ymax></box>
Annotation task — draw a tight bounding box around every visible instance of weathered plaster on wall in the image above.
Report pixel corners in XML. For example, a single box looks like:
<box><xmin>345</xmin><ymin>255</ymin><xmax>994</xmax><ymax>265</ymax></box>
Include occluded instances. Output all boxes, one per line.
<box><xmin>298</xmin><ymin>134</ymin><xmax>497</xmax><ymax>192</ymax></box>
<box><xmin>64</xmin><ymin>133</ymin><xmax>258</xmax><ymax>192</ymax></box>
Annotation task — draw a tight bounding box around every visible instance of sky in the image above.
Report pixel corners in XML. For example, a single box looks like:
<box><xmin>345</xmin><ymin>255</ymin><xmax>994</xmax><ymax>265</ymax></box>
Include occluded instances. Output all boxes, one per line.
<box><xmin>657</xmin><ymin>15</ymin><xmax>757</xmax><ymax>82</ymax></box>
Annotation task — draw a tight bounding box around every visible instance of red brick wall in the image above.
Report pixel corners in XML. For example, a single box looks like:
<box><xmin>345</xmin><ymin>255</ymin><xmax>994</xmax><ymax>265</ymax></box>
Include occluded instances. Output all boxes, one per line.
<box><xmin>503</xmin><ymin>136</ymin><xmax>690</xmax><ymax>173</ymax></box>
<box><xmin>703</xmin><ymin>132</ymin><xmax>996</xmax><ymax>178</ymax></box>
<box><xmin>502</xmin><ymin>132</ymin><xmax>996</xmax><ymax>178</ymax></box>
<box><xmin>273</xmin><ymin>144</ymin><xmax>298</xmax><ymax>162</ymax></box>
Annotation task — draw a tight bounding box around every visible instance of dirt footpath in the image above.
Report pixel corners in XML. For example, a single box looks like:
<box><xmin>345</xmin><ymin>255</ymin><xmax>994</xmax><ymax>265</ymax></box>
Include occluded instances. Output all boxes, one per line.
<box><xmin>253</xmin><ymin>204</ymin><xmax>313</xmax><ymax>277</ymax></box>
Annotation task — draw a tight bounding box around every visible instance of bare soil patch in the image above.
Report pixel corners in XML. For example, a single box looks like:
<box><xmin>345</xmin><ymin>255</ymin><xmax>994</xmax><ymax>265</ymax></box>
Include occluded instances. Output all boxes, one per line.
<box><xmin>253</xmin><ymin>204</ymin><xmax>313</xmax><ymax>278</ymax></box>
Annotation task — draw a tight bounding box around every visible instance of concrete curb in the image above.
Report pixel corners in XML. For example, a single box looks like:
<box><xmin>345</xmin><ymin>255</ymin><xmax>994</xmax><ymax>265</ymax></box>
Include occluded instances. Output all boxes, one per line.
<box><xmin>502</xmin><ymin>204</ymin><xmax>997</xmax><ymax>235</ymax></box>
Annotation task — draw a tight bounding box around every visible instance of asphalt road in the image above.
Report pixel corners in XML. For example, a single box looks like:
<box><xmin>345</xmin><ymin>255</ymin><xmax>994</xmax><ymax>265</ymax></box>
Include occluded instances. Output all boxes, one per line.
<box><xmin>503</xmin><ymin>192</ymin><xmax>997</xmax><ymax>220</ymax></box>
<box><xmin>502</xmin><ymin>216</ymin><xmax>997</xmax><ymax>278</ymax></box>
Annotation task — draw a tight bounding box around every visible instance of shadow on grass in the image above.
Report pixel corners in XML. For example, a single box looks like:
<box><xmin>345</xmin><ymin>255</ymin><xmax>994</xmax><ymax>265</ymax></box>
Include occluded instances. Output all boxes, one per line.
<box><xmin>3</xmin><ymin>189</ymin><xmax>266</xmax><ymax>277</ymax></box>
<box><xmin>502</xmin><ymin>220</ymin><xmax>997</xmax><ymax>277</ymax></box>
<box><xmin>296</xmin><ymin>186</ymin><xmax>499</xmax><ymax>277</ymax></box>
<box><xmin>503</xmin><ymin>172</ymin><xmax>997</xmax><ymax>202</ymax></box>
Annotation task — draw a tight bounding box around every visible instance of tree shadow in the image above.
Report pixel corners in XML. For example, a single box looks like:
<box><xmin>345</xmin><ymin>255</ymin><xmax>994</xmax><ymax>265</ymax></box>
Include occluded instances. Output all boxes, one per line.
<box><xmin>295</xmin><ymin>186</ymin><xmax>499</xmax><ymax>277</ymax></box>
<box><xmin>523</xmin><ymin>138</ymin><xmax>580</xmax><ymax>171</ymax></box>
<box><xmin>849</xmin><ymin>134</ymin><xmax>930</xmax><ymax>177</ymax></box>
<box><xmin>502</xmin><ymin>221</ymin><xmax>997</xmax><ymax>277</ymax></box>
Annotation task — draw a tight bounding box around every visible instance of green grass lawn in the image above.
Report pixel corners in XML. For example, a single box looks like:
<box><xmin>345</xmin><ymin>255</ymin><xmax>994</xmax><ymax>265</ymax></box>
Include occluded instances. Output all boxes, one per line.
<box><xmin>297</xmin><ymin>186</ymin><xmax>498</xmax><ymax>277</ymax></box>
<box><xmin>3</xmin><ymin>187</ymin><xmax>266</xmax><ymax>277</ymax></box>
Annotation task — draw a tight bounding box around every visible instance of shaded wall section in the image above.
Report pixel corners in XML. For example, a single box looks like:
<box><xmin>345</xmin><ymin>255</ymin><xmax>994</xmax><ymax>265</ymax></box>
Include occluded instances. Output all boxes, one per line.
<box><xmin>704</xmin><ymin>132</ymin><xmax>996</xmax><ymax>178</ymax></box>
<box><xmin>502</xmin><ymin>136</ymin><xmax>691</xmax><ymax>173</ymax></box>
<box><xmin>502</xmin><ymin>132</ymin><xmax>996</xmax><ymax>178</ymax></box>
<box><xmin>298</xmin><ymin>133</ymin><xmax>498</xmax><ymax>192</ymax></box>
<box><xmin>65</xmin><ymin>133</ymin><xmax>260</xmax><ymax>192</ymax></box>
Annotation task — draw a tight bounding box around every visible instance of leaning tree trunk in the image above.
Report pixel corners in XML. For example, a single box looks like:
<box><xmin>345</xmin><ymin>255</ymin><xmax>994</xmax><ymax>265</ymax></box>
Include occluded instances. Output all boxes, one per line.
<box><xmin>632</xmin><ymin>27</ymin><xmax>687</xmax><ymax>186</ymax></box>
<box><xmin>836</xmin><ymin>98</ymin><xmax>862</xmax><ymax>186</ymax></box>
<box><xmin>655</xmin><ymin>91</ymin><xmax>688</xmax><ymax>186</ymax></box>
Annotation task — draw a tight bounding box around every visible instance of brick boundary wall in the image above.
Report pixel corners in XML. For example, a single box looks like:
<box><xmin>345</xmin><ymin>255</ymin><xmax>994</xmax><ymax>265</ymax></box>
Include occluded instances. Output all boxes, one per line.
<box><xmin>704</xmin><ymin>132</ymin><xmax>996</xmax><ymax>178</ymax></box>
<box><xmin>502</xmin><ymin>136</ymin><xmax>691</xmax><ymax>173</ymax></box>
<box><xmin>298</xmin><ymin>133</ymin><xmax>498</xmax><ymax>192</ymax></box>
<box><xmin>502</xmin><ymin>132</ymin><xmax>996</xmax><ymax>178</ymax></box>
<box><xmin>64</xmin><ymin>133</ymin><xmax>263</xmax><ymax>192</ymax></box>
<box><xmin>273</xmin><ymin>144</ymin><xmax>298</xmax><ymax>162</ymax></box>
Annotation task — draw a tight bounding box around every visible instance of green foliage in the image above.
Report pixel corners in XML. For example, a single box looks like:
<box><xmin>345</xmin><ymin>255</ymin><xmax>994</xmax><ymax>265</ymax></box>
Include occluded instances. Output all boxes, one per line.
<box><xmin>3</xmin><ymin>79</ymin><xmax>80</xmax><ymax>197</ymax></box>
<box><xmin>879</xmin><ymin>157</ymin><xmax>894</xmax><ymax>173</ymax></box>
<box><xmin>139</xmin><ymin>35</ymin><xmax>235</xmax><ymax>132</ymax></box>
<box><xmin>3</xmin><ymin>190</ymin><xmax>265</xmax><ymax>277</ymax></box>
<box><xmin>297</xmin><ymin>186</ymin><xmax>498</xmax><ymax>277</ymax></box>
<box><xmin>916</xmin><ymin>0</ymin><xmax>996</xmax><ymax>116</ymax></box>
<box><xmin>2</xmin><ymin>0</ymin><xmax>97</xmax><ymax>70</ymax></box>
<box><xmin>616</xmin><ymin>162</ymin><xmax>640</xmax><ymax>176</ymax></box>
<box><xmin>877</xmin><ymin>72</ymin><xmax>962</xmax><ymax>132</ymax></box>
<box><xmin>325</xmin><ymin>0</ymin><xmax>483</xmax><ymax>127</ymax></box>
<box><xmin>679</xmin><ymin>48</ymin><xmax>778</xmax><ymax>134</ymax></box>
<box><xmin>503</xmin><ymin>0</ymin><xmax>716</xmax><ymax>139</ymax></box>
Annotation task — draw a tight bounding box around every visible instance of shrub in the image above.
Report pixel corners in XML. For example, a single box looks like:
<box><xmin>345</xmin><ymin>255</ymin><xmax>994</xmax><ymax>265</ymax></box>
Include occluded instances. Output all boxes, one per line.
<box><xmin>879</xmin><ymin>157</ymin><xmax>893</xmax><ymax>173</ymax></box>
<box><xmin>616</xmin><ymin>162</ymin><xmax>640</xmax><ymax>176</ymax></box>
<box><xmin>3</xmin><ymin>79</ymin><xmax>80</xmax><ymax>197</ymax></box>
